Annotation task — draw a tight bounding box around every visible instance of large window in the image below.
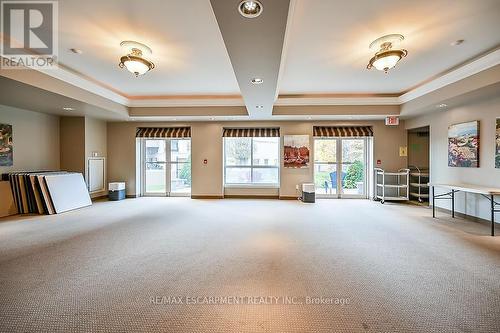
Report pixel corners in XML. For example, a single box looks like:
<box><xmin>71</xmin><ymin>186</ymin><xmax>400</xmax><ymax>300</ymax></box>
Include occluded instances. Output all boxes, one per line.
<box><xmin>224</xmin><ymin>137</ymin><xmax>280</xmax><ymax>185</ymax></box>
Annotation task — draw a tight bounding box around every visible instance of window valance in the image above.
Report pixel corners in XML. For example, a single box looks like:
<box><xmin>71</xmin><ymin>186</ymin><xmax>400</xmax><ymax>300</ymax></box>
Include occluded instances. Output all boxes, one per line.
<box><xmin>313</xmin><ymin>126</ymin><xmax>373</xmax><ymax>137</ymax></box>
<box><xmin>136</xmin><ymin>127</ymin><xmax>191</xmax><ymax>138</ymax></box>
<box><xmin>223</xmin><ymin>128</ymin><xmax>280</xmax><ymax>137</ymax></box>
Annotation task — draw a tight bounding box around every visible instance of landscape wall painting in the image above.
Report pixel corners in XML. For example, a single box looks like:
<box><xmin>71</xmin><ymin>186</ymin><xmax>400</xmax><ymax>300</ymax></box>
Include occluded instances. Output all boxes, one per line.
<box><xmin>448</xmin><ymin>120</ymin><xmax>479</xmax><ymax>168</ymax></box>
<box><xmin>284</xmin><ymin>135</ymin><xmax>310</xmax><ymax>168</ymax></box>
<box><xmin>0</xmin><ymin>124</ymin><xmax>13</xmax><ymax>166</ymax></box>
<box><xmin>496</xmin><ymin>118</ymin><xmax>500</xmax><ymax>168</ymax></box>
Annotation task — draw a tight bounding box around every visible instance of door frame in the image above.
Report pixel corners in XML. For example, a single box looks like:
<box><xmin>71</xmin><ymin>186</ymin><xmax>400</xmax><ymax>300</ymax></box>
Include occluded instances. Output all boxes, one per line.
<box><xmin>314</xmin><ymin>137</ymin><xmax>370</xmax><ymax>199</ymax></box>
<box><xmin>140</xmin><ymin>138</ymin><xmax>191</xmax><ymax>197</ymax></box>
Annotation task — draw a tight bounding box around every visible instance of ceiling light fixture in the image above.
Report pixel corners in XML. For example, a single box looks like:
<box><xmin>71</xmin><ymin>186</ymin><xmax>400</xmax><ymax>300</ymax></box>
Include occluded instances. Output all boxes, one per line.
<box><xmin>367</xmin><ymin>34</ymin><xmax>408</xmax><ymax>73</ymax></box>
<box><xmin>256</xmin><ymin>105</ymin><xmax>264</xmax><ymax>109</ymax></box>
<box><xmin>119</xmin><ymin>41</ymin><xmax>155</xmax><ymax>77</ymax></box>
<box><xmin>238</xmin><ymin>0</ymin><xmax>263</xmax><ymax>18</ymax></box>
<box><xmin>437</xmin><ymin>103</ymin><xmax>447</xmax><ymax>108</ymax></box>
<box><xmin>450</xmin><ymin>39</ymin><xmax>464</xmax><ymax>46</ymax></box>
<box><xmin>251</xmin><ymin>78</ymin><xmax>263</xmax><ymax>85</ymax></box>
<box><xmin>62</xmin><ymin>107</ymin><xmax>75</xmax><ymax>111</ymax></box>
<box><xmin>69</xmin><ymin>48</ymin><xmax>83</xmax><ymax>54</ymax></box>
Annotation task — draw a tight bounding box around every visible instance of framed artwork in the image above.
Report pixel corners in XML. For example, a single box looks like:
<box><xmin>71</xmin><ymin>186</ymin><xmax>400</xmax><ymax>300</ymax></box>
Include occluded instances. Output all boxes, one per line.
<box><xmin>0</xmin><ymin>124</ymin><xmax>13</xmax><ymax>166</ymax></box>
<box><xmin>496</xmin><ymin>118</ymin><xmax>500</xmax><ymax>168</ymax></box>
<box><xmin>448</xmin><ymin>120</ymin><xmax>479</xmax><ymax>168</ymax></box>
<box><xmin>284</xmin><ymin>135</ymin><xmax>310</xmax><ymax>168</ymax></box>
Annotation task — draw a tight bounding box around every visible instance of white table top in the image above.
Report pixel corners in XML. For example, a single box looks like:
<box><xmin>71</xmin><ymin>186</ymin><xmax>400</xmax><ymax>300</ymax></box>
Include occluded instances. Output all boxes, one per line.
<box><xmin>429</xmin><ymin>183</ymin><xmax>500</xmax><ymax>195</ymax></box>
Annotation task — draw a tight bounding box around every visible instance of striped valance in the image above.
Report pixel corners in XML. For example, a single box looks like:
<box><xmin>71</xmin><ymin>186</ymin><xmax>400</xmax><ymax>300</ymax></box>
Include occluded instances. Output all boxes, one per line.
<box><xmin>223</xmin><ymin>128</ymin><xmax>280</xmax><ymax>137</ymax></box>
<box><xmin>313</xmin><ymin>126</ymin><xmax>373</xmax><ymax>137</ymax></box>
<box><xmin>136</xmin><ymin>127</ymin><xmax>191</xmax><ymax>138</ymax></box>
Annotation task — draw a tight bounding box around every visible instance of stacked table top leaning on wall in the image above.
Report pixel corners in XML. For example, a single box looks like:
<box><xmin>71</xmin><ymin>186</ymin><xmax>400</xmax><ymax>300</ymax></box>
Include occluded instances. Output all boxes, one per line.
<box><xmin>429</xmin><ymin>183</ymin><xmax>500</xmax><ymax>236</ymax></box>
<box><xmin>3</xmin><ymin>171</ymin><xmax>92</xmax><ymax>215</ymax></box>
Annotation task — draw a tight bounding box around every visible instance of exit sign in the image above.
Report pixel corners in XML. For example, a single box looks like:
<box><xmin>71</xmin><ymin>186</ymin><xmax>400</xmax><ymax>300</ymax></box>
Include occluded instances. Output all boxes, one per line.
<box><xmin>385</xmin><ymin>116</ymin><xmax>400</xmax><ymax>126</ymax></box>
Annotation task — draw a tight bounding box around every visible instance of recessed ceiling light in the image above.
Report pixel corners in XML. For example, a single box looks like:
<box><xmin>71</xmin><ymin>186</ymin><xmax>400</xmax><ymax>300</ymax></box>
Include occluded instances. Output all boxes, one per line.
<box><xmin>210</xmin><ymin>117</ymin><xmax>215</xmax><ymax>120</ymax></box>
<box><xmin>251</xmin><ymin>78</ymin><xmax>263</xmax><ymax>85</ymax></box>
<box><xmin>62</xmin><ymin>107</ymin><xmax>75</xmax><ymax>111</ymax></box>
<box><xmin>69</xmin><ymin>48</ymin><xmax>83</xmax><ymax>54</ymax></box>
<box><xmin>367</xmin><ymin>34</ymin><xmax>408</xmax><ymax>73</ymax></box>
<box><xmin>450</xmin><ymin>39</ymin><xmax>464</xmax><ymax>46</ymax></box>
<box><xmin>255</xmin><ymin>105</ymin><xmax>264</xmax><ymax>109</ymax></box>
<box><xmin>238</xmin><ymin>0</ymin><xmax>263</xmax><ymax>18</ymax></box>
<box><xmin>119</xmin><ymin>41</ymin><xmax>155</xmax><ymax>77</ymax></box>
<box><xmin>437</xmin><ymin>103</ymin><xmax>447</xmax><ymax>108</ymax></box>
<box><xmin>307</xmin><ymin>116</ymin><xmax>312</xmax><ymax>120</ymax></box>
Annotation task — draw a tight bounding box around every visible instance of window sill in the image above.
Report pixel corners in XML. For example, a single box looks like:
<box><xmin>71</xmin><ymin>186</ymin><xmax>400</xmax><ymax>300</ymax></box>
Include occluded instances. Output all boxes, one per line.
<box><xmin>224</xmin><ymin>184</ymin><xmax>280</xmax><ymax>189</ymax></box>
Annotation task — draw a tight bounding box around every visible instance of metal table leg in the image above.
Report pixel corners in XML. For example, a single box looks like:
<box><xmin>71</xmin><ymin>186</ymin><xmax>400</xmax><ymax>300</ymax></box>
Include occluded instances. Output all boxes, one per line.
<box><xmin>432</xmin><ymin>186</ymin><xmax>435</xmax><ymax>218</ymax></box>
<box><xmin>492</xmin><ymin>195</ymin><xmax>495</xmax><ymax>237</ymax></box>
<box><xmin>451</xmin><ymin>190</ymin><xmax>455</xmax><ymax>218</ymax></box>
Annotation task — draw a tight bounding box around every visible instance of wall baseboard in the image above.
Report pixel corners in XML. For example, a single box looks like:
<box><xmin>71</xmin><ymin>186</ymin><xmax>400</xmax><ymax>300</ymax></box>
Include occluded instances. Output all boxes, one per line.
<box><xmin>224</xmin><ymin>195</ymin><xmax>279</xmax><ymax>199</ymax></box>
<box><xmin>434</xmin><ymin>206</ymin><xmax>496</xmax><ymax>224</ymax></box>
<box><xmin>91</xmin><ymin>194</ymin><xmax>108</xmax><ymax>201</ymax></box>
<box><xmin>279</xmin><ymin>196</ymin><xmax>299</xmax><ymax>200</ymax></box>
<box><xmin>126</xmin><ymin>194</ymin><xmax>140</xmax><ymax>198</ymax></box>
<box><xmin>191</xmin><ymin>195</ymin><xmax>224</xmax><ymax>199</ymax></box>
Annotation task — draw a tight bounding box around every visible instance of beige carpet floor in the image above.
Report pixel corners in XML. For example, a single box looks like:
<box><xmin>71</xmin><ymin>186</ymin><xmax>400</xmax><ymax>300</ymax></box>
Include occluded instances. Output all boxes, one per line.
<box><xmin>0</xmin><ymin>198</ymin><xmax>499</xmax><ymax>333</ymax></box>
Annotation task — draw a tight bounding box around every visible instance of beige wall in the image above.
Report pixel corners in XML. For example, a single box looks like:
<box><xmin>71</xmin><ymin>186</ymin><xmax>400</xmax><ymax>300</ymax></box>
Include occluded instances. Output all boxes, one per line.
<box><xmin>60</xmin><ymin>116</ymin><xmax>108</xmax><ymax>197</ymax></box>
<box><xmin>85</xmin><ymin>117</ymin><xmax>107</xmax><ymax>197</ymax></box>
<box><xmin>108</xmin><ymin>120</ymin><xmax>407</xmax><ymax>197</ymax></box>
<box><xmin>406</xmin><ymin>95</ymin><xmax>500</xmax><ymax>221</ymax></box>
<box><xmin>408</xmin><ymin>130</ymin><xmax>430</xmax><ymax>169</ymax></box>
<box><xmin>0</xmin><ymin>105</ymin><xmax>60</xmax><ymax>173</ymax></box>
<box><xmin>0</xmin><ymin>104</ymin><xmax>60</xmax><ymax>217</ymax></box>
<box><xmin>60</xmin><ymin>116</ymin><xmax>85</xmax><ymax>174</ymax></box>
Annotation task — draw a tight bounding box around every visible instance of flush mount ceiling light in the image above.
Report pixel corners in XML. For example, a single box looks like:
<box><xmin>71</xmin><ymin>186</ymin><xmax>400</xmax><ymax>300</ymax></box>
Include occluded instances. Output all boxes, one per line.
<box><xmin>238</xmin><ymin>0</ymin><xmax>263</xmax><ymax>18</ymax></box>
<box><xmin>251</xmin><ymin>78</ymin><xmax>263</xmax><ymax>85</ymax></box>
<box><xmin>119</xmin><ymin>41</ymin><xmax>155</xmax><ymax>77</ymax></box>
<box><xmin>62</xmin><ymin>107</ymin><xmax>75</xmax><ymax>111</ymax></box>
<box><xmin>451</xmin><ymin>39</ymin><xmax>465</xmax><ymax>46</ymax></box>
<box><xmin>367</xmin><ymin>34</ymin><xmax>408</xmax><ymax>73</ymax></box>
<box><xmin>69</xmin><ymin>48</ymin><xmax>83</xmax><ymax>54</ymax></box>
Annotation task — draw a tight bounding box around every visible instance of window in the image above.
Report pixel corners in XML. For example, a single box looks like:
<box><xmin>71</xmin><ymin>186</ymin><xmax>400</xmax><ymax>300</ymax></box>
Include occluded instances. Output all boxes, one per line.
<box><xmin>224</xmin><ymin>137</ymin><xmax>280</xmax><ymax>185</ymax></box>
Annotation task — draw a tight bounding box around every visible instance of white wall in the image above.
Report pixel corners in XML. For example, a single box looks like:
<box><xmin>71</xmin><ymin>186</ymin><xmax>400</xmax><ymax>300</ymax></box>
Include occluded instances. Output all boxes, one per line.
<box><xmin>406</xmin><ymin>96</ymin><xmax>500</xmax><ymax>222</ymax></box>
<box><xmin>0</xmin><ymin>105</ymin><xmax>60</xmax><ymax>217</ymax></box>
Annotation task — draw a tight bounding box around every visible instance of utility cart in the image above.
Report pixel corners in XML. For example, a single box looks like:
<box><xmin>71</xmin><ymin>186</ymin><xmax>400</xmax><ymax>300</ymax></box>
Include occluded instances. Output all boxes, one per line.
<box><xmin>409</xmin><ymin>165</ymin><xmax>429</xmax><ymax>203</ymax></box>
<box><xmin>374</xmin><ymin>168</ymin><xmax>410</xmax><ymax>204</ymax></box>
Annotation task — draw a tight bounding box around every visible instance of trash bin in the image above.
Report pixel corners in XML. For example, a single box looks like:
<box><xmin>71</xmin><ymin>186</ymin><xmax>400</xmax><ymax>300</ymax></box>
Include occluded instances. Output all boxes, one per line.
<box><xmin>108</xmin><ymin>182</ymin><xmax>126</xmax><ymax>201</ymax></box>
<box><xmin>301</xmin><ymin>183</ymin><xmax>315</xmax><ymax>203</ymax></box>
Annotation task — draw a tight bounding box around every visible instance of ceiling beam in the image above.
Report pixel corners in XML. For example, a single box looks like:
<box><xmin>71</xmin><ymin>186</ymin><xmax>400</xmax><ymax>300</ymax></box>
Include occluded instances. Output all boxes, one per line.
<box><xmin>210</xmin><ymin>0</ymin><xmax>291</xmax><ymax>118</ymax></box>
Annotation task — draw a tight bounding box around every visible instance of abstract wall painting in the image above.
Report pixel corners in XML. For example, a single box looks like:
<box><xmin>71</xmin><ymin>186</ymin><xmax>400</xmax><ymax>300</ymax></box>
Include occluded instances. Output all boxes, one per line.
<box><xmin>284</xmin><ymin>135</ymin><xmax>310</xmax><ymax>168</ymax></box>
<box><xmin>448</xmin><ymin>120</ymin><xmax>479</xmax><ymax>168</ymax></box>
<box><xmin>0</xmin><ymin>124</ymin><xmax>13</xmax><ymax>166</ymax></box>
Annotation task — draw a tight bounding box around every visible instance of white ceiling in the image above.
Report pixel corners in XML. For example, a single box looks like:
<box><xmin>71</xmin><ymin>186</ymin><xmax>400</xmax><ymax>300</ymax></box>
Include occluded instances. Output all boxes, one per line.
<box><xmin>57</xmin><ymin>0</ymin><xmax>240</xmax><ymax>96</ymax></box>
<box><xmin>2</xmin><ymin>0</ymin><xmax>500</xmax><ymax>121</ymax></box>
<box><xmin>280</xmin><ymin>0</ymin><xmax>500</xmax><ymax>94</ymax></box>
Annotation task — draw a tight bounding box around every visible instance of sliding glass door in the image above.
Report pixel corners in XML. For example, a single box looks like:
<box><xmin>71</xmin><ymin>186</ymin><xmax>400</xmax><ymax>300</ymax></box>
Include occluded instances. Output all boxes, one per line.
<box><xmin>143</xmin><ymin>139</ymin><xmax>191</xmax><ymax>196</ymax></box>
<box><xmin>314</xmin><ymin>138</ymin><xmax>368</xmax><ymax>198</ymax></box>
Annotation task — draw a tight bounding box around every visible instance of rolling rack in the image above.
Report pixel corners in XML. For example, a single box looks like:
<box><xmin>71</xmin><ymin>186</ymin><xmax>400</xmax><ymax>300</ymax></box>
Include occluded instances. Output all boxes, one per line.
<box><xmin>374</xmin><ymin>168</ymin><xmax>410</xmax><ymax>204</ymax></box>
<box><xmin>409</xmin><ymin>165</ymin><xmax>429</xmax><ymax>203</ymax></box>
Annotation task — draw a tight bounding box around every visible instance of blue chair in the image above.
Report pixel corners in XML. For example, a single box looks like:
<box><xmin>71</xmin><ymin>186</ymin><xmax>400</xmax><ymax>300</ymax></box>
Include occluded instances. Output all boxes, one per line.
<box><xmin>323</xmin><ymin>171</ymin><xmax>347</xmax><ymax>194</ymax></box>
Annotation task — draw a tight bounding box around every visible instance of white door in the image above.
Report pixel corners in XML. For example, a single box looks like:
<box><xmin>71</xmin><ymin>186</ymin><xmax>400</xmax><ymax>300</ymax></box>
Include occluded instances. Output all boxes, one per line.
<box><xmin>314</xmin><ymin>138</ymin><xmax>368</xmax><ymax>198</ymax></box>
<box><xmin>143</xmin><ymin>139</ymin><xmax>191</xmax><ymax>196</ymax></box>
